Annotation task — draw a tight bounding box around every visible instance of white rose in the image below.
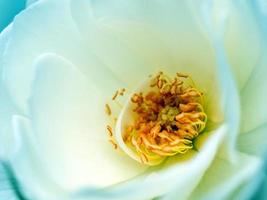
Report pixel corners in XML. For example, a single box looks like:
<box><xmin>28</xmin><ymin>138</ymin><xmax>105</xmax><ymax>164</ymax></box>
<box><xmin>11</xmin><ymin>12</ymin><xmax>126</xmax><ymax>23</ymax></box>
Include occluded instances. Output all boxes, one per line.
<box><xmin>0</xmin><ymin>0</ymin><xmax>266</xmax><ymax>200</ymax></box>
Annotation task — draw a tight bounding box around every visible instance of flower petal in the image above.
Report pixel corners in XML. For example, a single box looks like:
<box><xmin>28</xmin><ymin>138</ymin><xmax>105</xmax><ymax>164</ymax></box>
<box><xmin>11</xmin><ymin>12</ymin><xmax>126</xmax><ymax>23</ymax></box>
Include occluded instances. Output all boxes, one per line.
<box><xmin>70</xmin><ymin>0</ymin><xmax>224</xmax><ymax>130</ymax></box>
<box><xmin>2</xmin><ymin>0</ymin><xmax>92</xmax><ymax>113</ymax></box>
<box><xmin>0</xmin><ymin>24</ymin><xmax>19</xmax><ymax>159</ymax></box>
<box><xmin>239</xmin><ymin>1</ymin><xmax>267</xmax><ymax>134</ymax></box>
<box><xmin>199</xmin><ymin>1</ymin><xmax>243</xmax><ymax>158</ymax></box>
<box><xmin>70</xmin><ymin>0</ymin><xmax>220</xmax><ymax>90</ymax></box>
<box><xmin>10</xmin><ymin>115</ymin><xmax>66</xmax><ymax>200</ymax></box>
<box><xmin>224</xmin><ymin>2</ymin><xmax>261</xmax><ymax>90</ymax></box>
<box><xmin>188</xmin><ymin>152</ymin><xmax>262</xmax><ymax>200</ymax></box>
<box><xmin>240</xmin><ymin>56</ymin><xmax>267</xmax><ymax>133</ymax></box>
<box><xmin>72</xmin><ymin>125</ymin><xmax>226</xmax><ymax>200</ymax></box>
<box><xmin>26</xmin><ymin>0</ymin><xmax>38</xmax><ymax>7</ymax></box>
<box><xmin>27</xmin><ymin>53</ymin><xmax>148</xmax><ymax>191</ymax></box>
<box><xmin>238</xmin><ymin>123</ymin><xmax>267</xmax><ymax>156</ymax></box>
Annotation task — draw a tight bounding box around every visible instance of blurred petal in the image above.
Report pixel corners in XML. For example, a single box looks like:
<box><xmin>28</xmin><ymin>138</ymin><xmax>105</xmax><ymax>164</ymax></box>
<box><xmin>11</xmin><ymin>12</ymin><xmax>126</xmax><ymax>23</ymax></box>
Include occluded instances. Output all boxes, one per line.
<box><xmin>238</xmin><ymin>1</ymin><xmax>267</xmax><ymax>134</ymax></box>
<box><xmin>224</xmin><ymin>2</ymin><xmax>261</xmax><ymax>90</ymax></box>
<box><xmin>0</xmin><ymin>162</ymin><xmax>25</xmax><ymax>200</ymax></box>
<box><xmin>2</xmin><ymin>0</ymin><xmax>83</xmax><ymax>113</ymax></box>
<box><xmin>27</xmin><ymin>53</ymin><xmax>147</xmax><ymax>190</ymax></box>
<box><xmin>0</xmin><ymin>24</ymin><xmax>18</xmax><ymax>159</ymax></box>
<box><xmin>0</xmin><ymin>23</ymin><xmax>22</xmax><ymax>200</ymax></box>
<box><xmin>188</xmin><ymin>153</ymin><xmax>262</xmax><ymax>200</ymax></box>
<box><xmin>240</xmin><ymin>55</ymin><xmax>267</xmax><ymax>133</ymax></box>
<box><xmin>238</xmin><ymin>123</ymin><xmax>267</xmax><ymax>156</ymax></box>
<box><xmin>26</xmin><ymin>0</ymin><xmax>38</xmax><ymax>7</ymax></box>
<box><xmin>10</xmin><ymin>115</ymin><xmax>66</xmax><ymax>200</ymax></box>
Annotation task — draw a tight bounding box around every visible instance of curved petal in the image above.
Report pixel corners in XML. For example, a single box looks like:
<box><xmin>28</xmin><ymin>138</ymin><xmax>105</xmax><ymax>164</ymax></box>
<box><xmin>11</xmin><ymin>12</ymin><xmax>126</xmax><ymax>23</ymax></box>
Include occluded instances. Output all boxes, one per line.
<box><xmin>72</xmin><ymin>125</ymin><xmax>226</xmax><ymax>200</ymax></box>
<box><xmin>0</xmin><ymin>161</ymin><xmax>25</xmax><ymax>200</ymax></box>
<box><xmin>240</xmin><ymin>56</ymin><xmax>267</xmax><ymax>133</ymax></box>
<box><xmin>3</xmin><ymin>0</ymin><xmax>128</xmax><ymax>114</ymax></box>
<box><xmin>70</xmin><ymin>0</ymin><xmax>225</xmax><ymax>134</ymax></box>
<box><xmin>26</xmin><ymin>0</ymin><xmax>38</xmax><ymax>7</ymax></box>
<box><xmin>10</xmin><ymin>115</ymin><xmax>66</xmax><ymax>200</ymax></box>
<box><xmin>0</xmin><ymin>24</ymin><xmax>23</xmax><ymax>200</ymax></box>
<box><xmin>2</xmin><ymin>1</ymin><xmax>253</xmax><ymax>200</ymax></box>
<box><xmin>238</xmin><ymin>123</ymin><xmax>267</xmax><ymax>156</ymax></box>
<box><xmin>2</xmin><ymin>0</ymin><xmax>84</xmax><ymax>113</ymax></box>
<box><xmin>70</xmin><ymin>0</ymin><xmax>220</xmax><ymax>91</ymax></box>
<box><xmin>188</xmin><ymin>152</ymin><xmax>262</xmax><ymax>200</ymax></box>
<box><xmin>238</xmin><ymin>1</ymin><xmax>267</xmax><ymax>134</ymax></box>
<box><xmin>189</xmin><ymin>0</ymin><xmax>241</xmax><ymax>159</ymax></box>
<box><xmin>225</xmin><ymin>2</ymin><xmax>261</xmax><ymax>90</ymax></box>
<box><xmin>0</xmin><ymin>24</ymin><xmax>19</xmax><ymax>159</ymax></box>
<box><xmin>27</xmin><ymin>53</ymin><xmax>147</xmax><ymax>191</ymax></box>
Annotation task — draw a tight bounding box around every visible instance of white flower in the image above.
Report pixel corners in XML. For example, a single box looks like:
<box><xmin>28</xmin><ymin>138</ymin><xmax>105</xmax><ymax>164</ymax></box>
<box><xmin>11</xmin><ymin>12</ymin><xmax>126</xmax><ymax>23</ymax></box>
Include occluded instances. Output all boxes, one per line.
<box><xmin>0</xmin><ymin>0</ymin><xmax>266</xmax><ymax>200</ymax></box>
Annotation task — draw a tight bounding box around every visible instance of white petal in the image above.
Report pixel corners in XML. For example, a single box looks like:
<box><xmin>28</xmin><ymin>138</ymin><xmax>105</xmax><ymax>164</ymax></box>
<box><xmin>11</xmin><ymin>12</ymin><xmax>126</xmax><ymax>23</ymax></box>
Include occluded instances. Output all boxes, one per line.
<box><xmin>2</xmin><ymin>0</ymin><xmax>87</xmax><ymax>113</ymax></box>
<box><xmin>238</xmin><ymin>123</ymin><xmax>267</xmax><ymax>156</ymax></box>
<box><xmin>3</xmin><ymin>0</ymin><xmax>128</xmax><ymax>114</ymax></box>
<box><xmin>72</xmin><ymin>125</ymin><xmax>226</xmax><ymax>200</ymax></box>
<box><xmin>188</xmin><ymin>152</ymin><xmax>262</xmax><ymax>200</ymax></box>
<box><xmin>71</xmin><ymin>0</ymin><xmax>224</xmax><ymax>130</ymax></box>
<box><xmin>26</xmin><ymin>0</ymin><xmax>39</xmax><ymax>7</ymax></box>
<box><xmin>224</xmin><ymin>2</ymin><xmax>261</xmax><ymax>90</ymax></box>
<box><xmin>228</xmin><ymin>2</ymin><xmax>267</xmax><ymax>132</ymax></box>
<box><xmin>71</xmin><ymin>0</ymin><xmax>220</xmax><ymax>90</ymax></box>
<box><xmin>0</xmin><ymin>24</ymin><xmax>19</xmax><ymax>159</ymax></box>
<box><xmin>27</xmin><ymin>53</ymin><xmax>147</xmax><ymax>191</ymax></box>
<box><xmin>195</xmin><ymin>0</ymin><xmax>242</xmax><ymax>158</ymax></box>
<box><xmin>240</xmin><ymin>57</ymin><xmax>267</xmax><ymax>133</ymax></box>
<box><xmin>10</xmin><ymin>115</ymin><xmax>66</xmax><ymax>200</ymax></box>
<box><xmin>237</xmin><ymin>1</ymin><xmax>267</xmax><ymax>160</ymax></box>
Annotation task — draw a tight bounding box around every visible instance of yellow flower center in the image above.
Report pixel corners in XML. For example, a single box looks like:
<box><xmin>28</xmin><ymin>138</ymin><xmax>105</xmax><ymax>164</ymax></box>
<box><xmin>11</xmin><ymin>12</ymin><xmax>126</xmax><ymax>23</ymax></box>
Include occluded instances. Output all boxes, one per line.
<box><xmin>123</xmin><ymin>72</ymin><xmax>207</xmax><ymax>164</ymax></box>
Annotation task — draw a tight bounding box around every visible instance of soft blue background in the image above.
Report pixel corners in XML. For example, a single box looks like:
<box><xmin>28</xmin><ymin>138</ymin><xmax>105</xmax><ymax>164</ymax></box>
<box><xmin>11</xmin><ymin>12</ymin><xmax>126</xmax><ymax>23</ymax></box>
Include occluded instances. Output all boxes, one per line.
<box><xmin>0</xmin><ymin>0</ymin><xmax>26</xmax><ymax>32</ymax></box>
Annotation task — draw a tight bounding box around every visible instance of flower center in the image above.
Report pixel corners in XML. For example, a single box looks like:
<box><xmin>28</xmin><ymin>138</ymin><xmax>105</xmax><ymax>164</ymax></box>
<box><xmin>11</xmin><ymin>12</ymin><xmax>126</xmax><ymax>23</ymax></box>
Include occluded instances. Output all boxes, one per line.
<box><xmin>123</xmin><ymin>72</ymin><xmax>207</xmax><ymax>164</ymax></box>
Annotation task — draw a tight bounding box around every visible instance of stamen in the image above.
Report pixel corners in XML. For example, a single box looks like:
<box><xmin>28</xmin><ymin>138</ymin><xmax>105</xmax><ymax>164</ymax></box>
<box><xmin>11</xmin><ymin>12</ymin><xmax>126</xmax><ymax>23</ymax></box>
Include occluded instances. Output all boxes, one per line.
<box><xmin>105</xmin><ymin>104</ymin><xmax>112</xmax><ymax>116</ymax></box>
<box><xmin>106</xmin><ymin>125</ymin><xmax>113</xmax><ymax>137</ymax></box>
<box><xmin>119</xmin><ymin>88</ymin><xmax>126</xmax><ymax>96</ymax></box>
<box><xmin>109</xmin><ymin>139</ymin><xmax>118</xmax><ymax>149</ymax></box>
<box><xmin>176</xmin><ymin>72</ymin><xmax>189</xmax><ymax>78</ymax></box>
<box><xmin>124</xmin><ymin>72</ymin><xmax>207</xmax><ymax>164</ymax></box>
<box><xmin>112</xmin><ymin>90</ymin><xmax>119</xmax><ymax>100</ymax></box>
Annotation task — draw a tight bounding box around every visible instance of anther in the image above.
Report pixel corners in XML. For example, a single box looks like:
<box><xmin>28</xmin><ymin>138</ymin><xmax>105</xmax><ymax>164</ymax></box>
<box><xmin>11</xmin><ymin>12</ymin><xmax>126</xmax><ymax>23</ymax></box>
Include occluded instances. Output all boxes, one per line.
<box><xmin>122</xmin><ymin>71</ymin><xmax>207</xmax><ymax>165</ymax></box>
<box><xmin>109</xmin><ymin>139</ymin><xmax>118</xmax><ymax>149</ymax></box>
<box><xmin>106</xmin><ymin>125</ymin><xmax>113</xmax><ymax>137</ymax></box>
<box><xmin>112</xmin><ymin>90</ymin><xmax>119</xmax><ymax>100</ymax></box>
<box><xmin>105</xmin><ymin>104</ymin><xmax>112</xmax><ymax>116</ymax></box>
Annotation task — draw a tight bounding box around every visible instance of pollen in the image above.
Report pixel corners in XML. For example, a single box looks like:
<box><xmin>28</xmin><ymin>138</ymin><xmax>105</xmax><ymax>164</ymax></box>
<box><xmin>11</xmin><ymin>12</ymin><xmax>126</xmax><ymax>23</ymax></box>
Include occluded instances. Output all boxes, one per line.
<box><xmin>124</xmin><ymin>72</ymin><xmax>207</xmax><ymax>164</ymax></box>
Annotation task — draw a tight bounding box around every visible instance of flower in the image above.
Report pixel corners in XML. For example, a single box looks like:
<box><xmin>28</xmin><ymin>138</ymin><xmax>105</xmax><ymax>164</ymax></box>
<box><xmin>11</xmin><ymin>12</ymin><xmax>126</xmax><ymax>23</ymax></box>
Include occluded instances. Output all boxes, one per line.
<box><xmin>0</xmin><ymin>0</ymin><xmax>266</xmax><ymax>200</ymax></box>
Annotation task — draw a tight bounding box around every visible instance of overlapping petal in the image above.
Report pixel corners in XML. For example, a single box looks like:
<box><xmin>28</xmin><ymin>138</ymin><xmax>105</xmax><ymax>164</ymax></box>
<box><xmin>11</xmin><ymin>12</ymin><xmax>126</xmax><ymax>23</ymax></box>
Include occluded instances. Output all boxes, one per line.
<box><xmin>0</xmin><ymin>0</ymin><xmax>266</xmax><ymax>200</ymax></box>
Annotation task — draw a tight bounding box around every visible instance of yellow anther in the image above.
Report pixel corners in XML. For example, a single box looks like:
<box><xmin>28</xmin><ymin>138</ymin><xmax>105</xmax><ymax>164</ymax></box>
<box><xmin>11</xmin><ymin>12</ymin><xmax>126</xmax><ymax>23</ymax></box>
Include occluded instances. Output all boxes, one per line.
<box><xmin>123</xmin><ymin>71</ymin><xmax>207</xmax><ymax>165</ymax></box>
<box><xmin>105</xmin><ymin>104</ymin><xmax>112</xmax><ymax>116</ymax></box>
